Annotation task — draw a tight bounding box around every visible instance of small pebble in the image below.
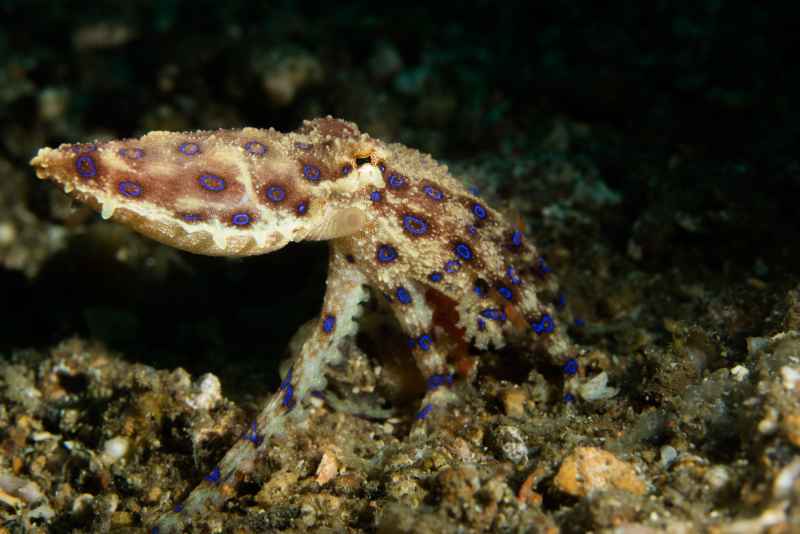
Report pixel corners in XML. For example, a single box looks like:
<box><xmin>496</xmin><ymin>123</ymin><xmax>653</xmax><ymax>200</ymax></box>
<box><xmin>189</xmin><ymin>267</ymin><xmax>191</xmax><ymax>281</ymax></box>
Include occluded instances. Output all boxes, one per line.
<box><xmin>491</xmin><ymin>425</ymin><xmax>528</xmax><ymax>464</ymax></box>
<box><xmin>102</xmin><ymin>436</ymin><xmax>130</xmax><ymax>464</ymax></box>
<box><xmin>659</xmin><ymin>446</ymin><xmax>678</xmax><ymax>469</ymax></box>
<box><xmin>554</xmin><ymin>447</ymin><xmax>646</xmax><ymax>497</ymax></box>
<box><xmin>500</xmin><ymin>387</ymin><xmax>527</xmax><ymax>417</ymax></box>
<box><xmin>315</xmin><ymin>451</ymin><xmax>339</xmax><ymax>486</ymax></box>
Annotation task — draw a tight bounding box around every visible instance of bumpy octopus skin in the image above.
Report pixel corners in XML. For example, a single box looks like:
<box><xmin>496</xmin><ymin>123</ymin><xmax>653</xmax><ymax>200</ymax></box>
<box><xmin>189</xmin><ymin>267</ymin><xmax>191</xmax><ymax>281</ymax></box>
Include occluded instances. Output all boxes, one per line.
<box><xmin>30</xmin><ymin>117</ymin><xmax>573</xmax><ymax>532</ymax></box>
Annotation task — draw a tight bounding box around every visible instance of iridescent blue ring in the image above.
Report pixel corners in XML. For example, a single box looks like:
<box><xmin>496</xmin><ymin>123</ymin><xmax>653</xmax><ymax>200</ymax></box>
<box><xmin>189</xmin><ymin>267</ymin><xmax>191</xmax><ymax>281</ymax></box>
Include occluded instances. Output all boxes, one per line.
<box><xmin>417</xmin><ymin>334</ymin><xmax>432</xmax><ymax>351</ymax></box>
<box><xmin>69</xmin><ymin>143</ymin><xmax>97</xmax><ymax>153</ymax></box>
<box><xmin>562</xmin><ymin>359</ymin><xmax>579</xmax><ymax>375</ymax></box>
<box><xmin>231</xmin><ymin>212</ymin><xmax>251</xmax><ymax>226</ymax></box>
<box><xmin>322</xmin><ymin>314</ymin><xmax>336</xmax><ymax>333</ymax></box>
<box><xmin>244</xmin><ymin>140</ymin><xmax>267</xmax><ymax>156</ymax></box>
<box><xmin>376</xmin><ymin>244</ymin><xmax>398</xmax><ymax>263</ymax></box>
<box><xmin>402</xmin><ymin>214</ymin><xmax>428</xmax><ymax>236</ymax></box>
<box><xmin>75</xmin><ymin>155</ymin><xmax>97</xmax><ymax>178</ymax></box>
<box><xmin>497</xmin><ymin>285</ymin><xmax>513</xmax><ymax>301</ymax></box>
<box><xmin>423</xmin><ymin>185</ymin><xmax>444</xmax><ymax>201</ymax></box>
<box><xmin>471</xmin><ymin>203</ymin><xmax>487</xmax><ymax>220</ymax></box>
<box><xmin>266</xmin><ymin>185</ymin><xmax>286</xmax><ymax>203</ymax></box>
<box><xmin>480</xmin><ymin>308</ymin><xmax>506</xmax><ymax>321</ymax></box>
<box><xmin>454</xmin><ymin>242</ymin><xmax>474</xmax><ymax>261</ymax></box>
<box><xmin>118</xmin><ymin>147</ymin><xmax>144</xmax><ymax>159</ymax></box>
<box><xmin>118</xmin><ymin>180</ymin><xmax>142</xmax><ymax>198</ymax></box>
<box><xmin>416</xmin><ymin>403</ymin><xmax>433</xmax><ymax>420</ymax></box>
<box><xmin>198</xmin><ymin>174</ymin><xmax>226</xmax><ymax>192</ymax></box>
<box><xmin>205</xmin><ymin>467</ymin><xmax>221</xmax><ymax>483</ymax></box>
<box><xmin>387</xmin><ymin>173</ymin><xmax>405</xmax><ymax>189</ymax></box>
<box><xmin>531</xmin><ymin>314</ymin><xmax>555</xmax><ymax>335</ymax></box>
<box><xmin>444</xmin><ymin>260</ymin><xmax>461</xmax><ymax>273</ymax></box>
<box><xmin>396</xmin><ymin>286</ymin><xmax>412</xmax><ymax>304</ymax></box>
<box><xmin>178</xmin><ymin>142</ymin><xmax>201</xmax><ymax>155</ymax></box>
<box><xmin>303</xmin><ymin>164</ymin><xmax>321</xmax><ymax>182</ymax></box>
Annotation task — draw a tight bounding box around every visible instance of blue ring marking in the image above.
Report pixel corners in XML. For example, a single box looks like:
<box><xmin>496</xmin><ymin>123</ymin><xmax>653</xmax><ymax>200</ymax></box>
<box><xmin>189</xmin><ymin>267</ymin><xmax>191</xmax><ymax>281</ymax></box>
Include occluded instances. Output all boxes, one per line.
<box><xmin>480</xmin><ymin>308</ymin><xmax>507</xmax><ymax>321</ymax></box>
<box><xmin>497</xmin><ymin>285</ymin><xmax>513</xmax><ymax>301</ymax></box>
<box><xmin>295</xmin><ymin>201</ymin><xmax>308</xmax><ymax>215</ymax></box>
<box><xmin>467</xmin><ymin>225</ymin><xmax>478</xmax><ymax>235</ymax></box>
<box><xmin>556</xmin><ymin>293</ymin><xmax>566</xmax><ymax>309</ymax></box>
<box><xmin>69</xmin><ymin>143</ymin><xmax>97</xmax><ymax>153</ymax></box>
<box><xmin>244</xmin><ymin>421</ymin><xmax>262</xmax><ymax>445</ymax></box>
<box><xmin>370</xmin><ymin>191</ymin><xmax>382</xmax><ymax>202</ymax></box>
<box><xmin>473</xmin><ymin>279</ymin><xmax>488</xmax><ymax>297</ymax></box>
<box><xmin>322</xmin><ymin>314</ymin><xmax>336</xmax><ymax>333</ymax></box>
<box><xmin>395</xmin><ymin>286</ymin><xmax>412</xmax><ymax>304</ymax></box>
<box><xmin>75</xmin><ymin>155</ymin><xmax>97</xmax><ymax>178</ymax></box>
<box><xmin>477</xmin><ymin>318</ymin><xmax>486</xmax><ymax>331</ymax></box>
<box><xmin>178</xmin><ymin>142</ymin><xmax>200</xmax><ymax>155</ymax></box>
<box><xmin>422</xmin><ymin>185</ymin><xmax>444</xmax><ymax>201</ymax></box>
<box><xmin>341</xmin><ymin>164</ymin><xmax>352</xmax><ymax>176</ymax></box>
<box><xmin>173</xmin><ymin>503</ymin><xmax>184</xmax><ymax>513</ymax></box>
<box><xmin>454</xmin><ymin>242</ymin><xmax>474</xmax><ymax>261</ymax></box>
<box><xmin>444</xmin><ymin>260</ymin><xmax>461</xmax><ymax>273</ymax></box>
<box><xmin>387</xmin><ymin>173</ymin><xmax>405</xmax><ymax>189</ymax></box>
<box><xmin>429</xmin><ymin>272</ymin><xmax>443</xmax><ymax>282</ymax></box>
<box><xmin>574</xmin><ymin>318</ymin><xmax>586</xmax><ymax>327</ymax></box>
<box><xmin>231</xmin><ymin>212</ymin><xmax>252</xmax><ymax>226</ymax></box>
<box><xmin>205</xmin><ymin>467</ymin><xmax>221</xmax><ymax>484</ymax></box>
<box><xmin>376</xmin><ymin>244</ymin><xmax>398</xmax><ymax>263</ymax></box>
<box><xmin>564</xmin><ymin>393</ymin><xmax>576</xmax><ymax>403</ymax></box>
<box><xmin>402</xmin><ymin>214</ymin><xmax>429</xmax><ymax>236</ymax></box>
<box><xmin>417</xmin><ymin>334</ymin><xmax>432</xmax><ymax>351</ymax></box>
<box><xmin>244</xmin><ymin>140</ymin><xmax>267</xmax><ymax>156</ymax></box>
<box><xmin>118</xmin><ymin>147</ymin><xmax>144</xmax><ymax>159</ymax></box>
<box><xmin>181</xmin><ymin>213</ymin><xmax>203</xmax><ymax>222</ymax></box>
<box><xmin>282</xmin><ymin>384</ymin><xmax>295</xmax><ymax>409</ymax></box>
<box><xmin>416</xmin><ymin>403</ymin><xmax>433</xmax><ymax>420</ymax></box>
<box><xmin>303</xmin><ymin>164</ymin><xmax>321</xmax><ymax>182</ymax></box>
<box><xmin>471</xmin><ymin>202</ymin><xmax>487</xmax><ymax>220</ymax></box>
<box><xmin>266</xmin><ymin>185</ymin><xmax>286</xmax><ymax>203</ymax></box>
<box><xmin>280</xmin><ymin>368</ymin><xmax>293</xmax><ymax>390</ymax></box>
<box><xmin>198</xmin><ymin>174</ymin><xmax>226</xmax><ymax>192</ymax></box>
<box><xmin>378</xmin><ymin>163</ymin><xmax>386</xmax><ymax>172</ymax></box>
<box><xmin>118</xmin><ymin>180</ymin><xmax>142</xmax><ymax>198</ymax></box>
<box><xmin>537</xmin><ymin>257</ymin><xmax>552</xmax><ymax>275</ymax></box>
<box><xmin>428</xmin><ymin>375</ymin><xmax>443</xmax><ymax>390</ymax></box>
<box><xmin>562</xmin><ymin>358</ymin><xmax>579</xmax><ymax>375</ymax></box>
<box><xmin>407</xmin><ymin>337</ymin><xmax>416</xmax><ymax>349</ymax></box>
<box><xmin>427</xmin><ymin>373</ymin><xmax>453</xmax><ymax>390</ymax></box>
<box><xmin>506</xmin><ymin>265</ymin><xmax>522</xmax><ymax>285</ymax></box>
<box><xmin>468</xmin><ymin>185</ymin><xmax>480</xmax><ymax>196</ymax></box>
<box><xmin>531</xmin><ymin>313</ymin><xmax>555</xmax><ymax>334</ymax></box>
<box><xmin>511</xmin><ymin>229</ymin><xmax>523</xmax><ymax>247</ymax></box>
<box><xmin>152</xmin><ymin>527</ymin><xmax>160</xmax><ymax>534</ymax></box>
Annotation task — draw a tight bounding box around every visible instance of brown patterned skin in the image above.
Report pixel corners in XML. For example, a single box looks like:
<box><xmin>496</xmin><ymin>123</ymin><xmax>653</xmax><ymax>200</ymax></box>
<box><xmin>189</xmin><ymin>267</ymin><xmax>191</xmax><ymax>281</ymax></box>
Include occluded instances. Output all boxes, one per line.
<box><xmin>30</xmin><ymin>117</ymin><xmax>573</xmax><ymax>531</ymax></box>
